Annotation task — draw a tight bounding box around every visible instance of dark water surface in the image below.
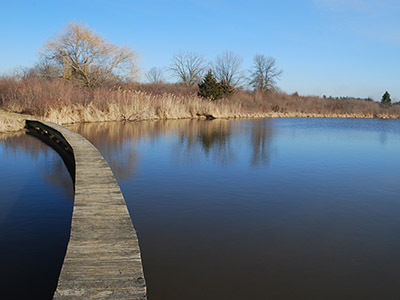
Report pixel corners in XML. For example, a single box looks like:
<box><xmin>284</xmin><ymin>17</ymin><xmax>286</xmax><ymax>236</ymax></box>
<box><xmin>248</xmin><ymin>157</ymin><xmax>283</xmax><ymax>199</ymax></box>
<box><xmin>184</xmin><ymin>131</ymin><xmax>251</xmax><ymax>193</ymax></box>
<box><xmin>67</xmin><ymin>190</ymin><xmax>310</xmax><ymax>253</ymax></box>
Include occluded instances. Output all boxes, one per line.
<box><xmin>2</xmin><ymin>118</ymin><xmax>400</xmax><ymax>300</ymax></box>
<box><xmin>0</xmin><ymin>133</ymin><xmax>73</xmax><ymax>300</ymax></box>
<box><xmin>68</xmin><ymin>118</ymin><xmax>400</xmax><ymax>300</ymax></box>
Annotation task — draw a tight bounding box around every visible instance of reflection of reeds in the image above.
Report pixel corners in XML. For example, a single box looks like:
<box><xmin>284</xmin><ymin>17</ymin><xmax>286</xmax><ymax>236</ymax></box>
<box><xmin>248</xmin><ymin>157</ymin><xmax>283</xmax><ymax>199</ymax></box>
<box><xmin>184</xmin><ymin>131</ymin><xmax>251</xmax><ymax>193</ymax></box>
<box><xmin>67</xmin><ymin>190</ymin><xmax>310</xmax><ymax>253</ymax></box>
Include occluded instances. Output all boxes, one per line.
<box><xmin>68</xmin><ymin>119</ymin><xmax>237</xmax><ymax>149</ymax></box>
<box><xmin>0</xmin><ymin>131</ymin><xmax>50</xmax><ymax>156</ymax></box>
<box><xmin>70</xmin><ymin>120</ymin><xmax>238</xmax><ymax>172</ymax></box>
<box><xmin>0</xmin><ymin>129</ymin><xmax>25</xmax><ymax>141</ymax></box>
<box><xmin>0</xmin><ymin>133</ymin><xmax>74</xmax><ymax>199</ymax></box>
<box><xmin>69</xmin><ymin>119</ymin><xmax>273</xmax><ymax>176</ymax></box>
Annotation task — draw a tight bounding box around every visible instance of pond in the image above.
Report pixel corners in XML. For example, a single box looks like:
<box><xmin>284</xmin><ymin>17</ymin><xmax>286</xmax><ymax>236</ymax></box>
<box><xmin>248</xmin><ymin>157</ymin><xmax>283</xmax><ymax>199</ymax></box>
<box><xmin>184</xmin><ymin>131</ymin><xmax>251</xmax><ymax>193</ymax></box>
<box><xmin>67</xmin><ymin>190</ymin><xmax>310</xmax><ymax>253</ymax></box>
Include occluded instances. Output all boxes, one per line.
<box><xmin>1</xmin><ymin>118</ymin><xmax>400</xmax><ymax>299</ymax></box>
<box><xmin>0</xmin><ymin>133</ymin><xmax>73</xmax><ymax>300</ymax></box>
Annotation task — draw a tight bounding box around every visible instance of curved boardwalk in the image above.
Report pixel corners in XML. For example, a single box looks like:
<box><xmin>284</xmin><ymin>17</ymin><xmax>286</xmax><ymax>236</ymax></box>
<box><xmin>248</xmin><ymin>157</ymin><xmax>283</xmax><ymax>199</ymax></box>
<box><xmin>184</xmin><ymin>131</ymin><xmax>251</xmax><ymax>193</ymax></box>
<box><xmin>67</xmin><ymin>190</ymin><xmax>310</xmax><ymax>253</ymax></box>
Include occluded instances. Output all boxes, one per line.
<box><xmin>26</xmin><ymin>121</ymin><xmax>146</xmax><ymax>300</ymax></box>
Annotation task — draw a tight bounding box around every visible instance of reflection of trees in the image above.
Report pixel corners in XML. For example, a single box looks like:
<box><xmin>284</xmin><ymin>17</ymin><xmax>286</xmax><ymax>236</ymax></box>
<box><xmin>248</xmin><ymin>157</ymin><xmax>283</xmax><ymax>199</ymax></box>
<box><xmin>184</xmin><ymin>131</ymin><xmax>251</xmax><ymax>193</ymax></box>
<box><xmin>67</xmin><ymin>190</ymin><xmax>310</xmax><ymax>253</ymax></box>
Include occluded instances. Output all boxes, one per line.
<box><xmin>68</xmin><ymin>121</ymin><xmax>197</xmax><ymax>180</ymax></box>
<box><xmin>0</xmin><ymin>133</ymin><xmax>74</xmax><ymax>199</ymax></box>
<box><xmin>67</xmin><ymin>122</ymin><xmax>139</xmax><ymax>181</ymax></box>
<box><xmin>198</xmin><ymin>121</ymin><xmax>234</xmax><ymax>166</ymax></box>
<box><xmin>0</xmin><ymin>132</ymin><xmax>47</xmax><ymax>160</ymax></box>
<box><xmin>39</xmin><ymin>156</ymin><xmax>74</xmax><ymax>200</ymax></box>
<box><xmin>198</xmin><ymin>127</ymin><xmax>231</xmax><ymax>155</ymax></box>
<box><xmin>174</xmin><ymin>119</ymin><xmax>275</xmax><ymax>167</ymax></box>
<box><xmin>174</xmin><ymin>120</ymin><xmax>235</xmax><ymax>167</ymax></box>
<box><xmin>250</xmin><ymin>119</ymin><xmax>274</xmax><ymax>167</ymax></box>
<box><xmin>0</xmin><ymin>119</ymin><xmax>274</xmax><ymax>202</ymax></box>
<box><xmin>67</xmin><ymin>118</ymin><xmax>275</xmax><ymax>172</ymax></box>
<box><xmin>69</xmin><ymin>120</ymin><xmax>237</xmax><ymax>168</ymax></box>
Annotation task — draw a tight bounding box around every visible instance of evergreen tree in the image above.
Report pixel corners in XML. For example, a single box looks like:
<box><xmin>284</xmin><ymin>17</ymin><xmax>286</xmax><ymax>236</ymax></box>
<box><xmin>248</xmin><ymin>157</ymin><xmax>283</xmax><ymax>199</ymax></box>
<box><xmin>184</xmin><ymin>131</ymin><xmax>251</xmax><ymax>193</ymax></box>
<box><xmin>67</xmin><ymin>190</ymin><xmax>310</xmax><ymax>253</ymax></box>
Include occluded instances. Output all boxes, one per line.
<box><xmin>198</xmin><ymin>70</ymin><xmax>223</xmax><ymax>100</ymax></box>
<box><xmin>220</xmin><ymin>79</ymin><xmax>235</xmax><ymax>97</ymax></box>
<box><xmin>381</xmin><ymin>91</ymin><xmax>391</xmax><ymax>107</ymax></box>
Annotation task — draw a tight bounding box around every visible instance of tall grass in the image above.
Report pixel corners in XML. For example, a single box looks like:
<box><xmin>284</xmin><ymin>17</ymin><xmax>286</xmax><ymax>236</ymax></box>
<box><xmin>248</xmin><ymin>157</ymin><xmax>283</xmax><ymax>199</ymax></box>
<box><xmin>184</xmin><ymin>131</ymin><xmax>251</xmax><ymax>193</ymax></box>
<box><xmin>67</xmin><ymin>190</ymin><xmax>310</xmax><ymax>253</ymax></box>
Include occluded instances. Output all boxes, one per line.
<box><xmin>0</xmin><ymin>76</ymin><xmax>399</xmax><ymax>130</ymax></box>
<box><xmin>0</xmin><ymin>115</ymin><xmax>25</xmax><ymax>133</ymax></box>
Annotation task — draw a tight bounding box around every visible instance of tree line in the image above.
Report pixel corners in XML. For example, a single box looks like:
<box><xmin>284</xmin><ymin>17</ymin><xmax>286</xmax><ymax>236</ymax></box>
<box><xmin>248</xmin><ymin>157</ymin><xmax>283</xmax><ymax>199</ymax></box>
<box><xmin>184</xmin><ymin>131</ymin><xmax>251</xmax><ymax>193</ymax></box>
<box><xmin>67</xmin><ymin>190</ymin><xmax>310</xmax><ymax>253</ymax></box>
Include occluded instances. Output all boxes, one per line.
<box><xmin>151</xmin><ymin>50</ymin><xmax>282</xmax><ymax>94</ymax></box>
<box><xmin>27</xmin><ymin>23</ymin><xmax>282</xmax><ymax>96</ymax></box>
<box><xmin>20</xmin><ymin>23</ymin><xmax>392</xmax><ymax>104</ymax></box>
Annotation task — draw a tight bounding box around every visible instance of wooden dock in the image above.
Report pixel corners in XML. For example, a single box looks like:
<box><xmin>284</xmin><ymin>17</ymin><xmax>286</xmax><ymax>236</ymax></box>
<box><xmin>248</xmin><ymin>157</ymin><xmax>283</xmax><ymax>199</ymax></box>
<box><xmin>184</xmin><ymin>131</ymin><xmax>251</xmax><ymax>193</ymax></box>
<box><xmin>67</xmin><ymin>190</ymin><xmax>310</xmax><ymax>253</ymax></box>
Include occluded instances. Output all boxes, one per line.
<box><xmin>25</xmin><ymin>120</ymin><xmax>146</xmax><ymax>300</ymax></box>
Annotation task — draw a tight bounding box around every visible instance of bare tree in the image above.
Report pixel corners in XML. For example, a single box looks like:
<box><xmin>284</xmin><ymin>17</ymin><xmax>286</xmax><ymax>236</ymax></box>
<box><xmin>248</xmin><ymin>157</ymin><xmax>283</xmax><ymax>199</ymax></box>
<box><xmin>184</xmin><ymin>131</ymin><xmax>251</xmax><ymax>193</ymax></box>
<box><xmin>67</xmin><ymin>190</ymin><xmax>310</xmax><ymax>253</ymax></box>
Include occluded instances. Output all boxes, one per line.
<box><xmin>213</xmin><ymin>51</ymin><xmax>244</xmax><ymax>88</ymax></box>
<box><xmin>31</xmin><ymin>57</ymin><xmax>63</xmax><ymax>80</ymax></box>
<box><xmin>249</xmin><ymin>54</ymin><xmax>282</xmax><ymax>92</ymax></box>
<box><xmin>169</xmin><ymin>51</ymin><xmax>207</xmax><ymax>86</ymax></box>
<box><xmin>146</xmin><ymin>67</ymin><xmax>165</xmax><ymax>83</ymax></box>
<box><xmin>40</xmin><ymin>23</ymin><xmax>138</xmax><ymax>87</ymax></box>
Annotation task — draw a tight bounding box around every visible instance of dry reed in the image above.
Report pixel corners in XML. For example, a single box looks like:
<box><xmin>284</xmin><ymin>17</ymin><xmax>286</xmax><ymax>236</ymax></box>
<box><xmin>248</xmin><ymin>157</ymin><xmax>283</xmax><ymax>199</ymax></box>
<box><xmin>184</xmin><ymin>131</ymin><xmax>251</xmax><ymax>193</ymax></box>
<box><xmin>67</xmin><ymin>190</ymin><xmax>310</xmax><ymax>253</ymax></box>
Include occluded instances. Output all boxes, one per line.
<box><xmin>0</xmin><ymin>77</ymin><xmax>399</xmax><ymax>132</ymax></box>
<box><xmin>0</xmin><ymin>109</ymin><xmax>29</xmax><ymax>133</ymax></box>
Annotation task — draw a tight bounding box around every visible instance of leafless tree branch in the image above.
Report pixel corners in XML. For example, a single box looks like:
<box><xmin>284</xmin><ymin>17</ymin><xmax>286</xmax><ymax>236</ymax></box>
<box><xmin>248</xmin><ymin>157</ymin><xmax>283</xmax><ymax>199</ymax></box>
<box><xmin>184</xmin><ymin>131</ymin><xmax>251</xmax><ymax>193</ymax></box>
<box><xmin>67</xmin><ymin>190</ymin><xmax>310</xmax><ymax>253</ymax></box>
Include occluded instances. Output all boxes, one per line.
<box><xmin>169</xmin><ymin>51</ymin><xmax>207</xmax><ymax>86</ymax></box>
<box><xmin>213</xmin><ymin>51</ymin><xmax>244</xmax><ymax>88</ymax></box>
<box><xmin>249</xmin><ymin>54</ymin><xmax>282</xmax><ymax>92</ymax></box>
<box><xmin>40</xmin><ymin>23</ymin><xmax>138</xmax><ymax>87</ymax></box>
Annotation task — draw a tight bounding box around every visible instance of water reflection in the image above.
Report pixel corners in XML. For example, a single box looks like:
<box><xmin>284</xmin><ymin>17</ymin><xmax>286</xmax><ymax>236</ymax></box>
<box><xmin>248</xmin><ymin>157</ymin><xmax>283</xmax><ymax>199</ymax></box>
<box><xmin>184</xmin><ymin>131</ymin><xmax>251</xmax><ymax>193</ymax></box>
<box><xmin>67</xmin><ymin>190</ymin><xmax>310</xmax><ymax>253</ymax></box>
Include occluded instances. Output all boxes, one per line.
<box><xmin>0</xmin><ymin>132</ymin><xmax>73</xmax><ymax>300</ymax></box>
<box><xmin>249</xmin><ymin>119</ymin><xmax>274</xmax><ymax>167</ymax></box>
<box><xmin>174</xmin><ymin>120</ymin><xmax>236</xmax><ymax>167</ymax></box>
<box><xmin>68</xmin><ymin>119</ymin><xmax>275</xmax><ymax>178</ymax></box>
<box><xmin>4</xmin><ymin>118</ymin><xmax>398</xmax><ymax>300</ymax></box>
<box><xmin>0</xmin><ymin>133</ymin><xmax>73</xmax><ymax>200</ymax></box>
<box><xmin>67</xmin><ymin>122</ymin><xmax>140</xmax><ymax>181</ymax></box>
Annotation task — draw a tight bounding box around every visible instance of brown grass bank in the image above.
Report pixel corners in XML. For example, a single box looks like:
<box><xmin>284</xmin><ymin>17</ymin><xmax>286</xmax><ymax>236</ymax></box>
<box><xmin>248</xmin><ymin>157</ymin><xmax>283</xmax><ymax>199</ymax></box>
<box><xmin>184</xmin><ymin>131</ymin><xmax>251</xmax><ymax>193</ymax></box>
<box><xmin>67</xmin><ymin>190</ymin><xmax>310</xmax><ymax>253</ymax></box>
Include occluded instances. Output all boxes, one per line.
<box><xmin>0</xmin><ymin>77</ymin><xmax>399</xmax><ymax>133</ymax></box>
<box><xmin>0</xmin><ymin>109</ymin><xmax>30</xmax><ymax>133</ymax></box>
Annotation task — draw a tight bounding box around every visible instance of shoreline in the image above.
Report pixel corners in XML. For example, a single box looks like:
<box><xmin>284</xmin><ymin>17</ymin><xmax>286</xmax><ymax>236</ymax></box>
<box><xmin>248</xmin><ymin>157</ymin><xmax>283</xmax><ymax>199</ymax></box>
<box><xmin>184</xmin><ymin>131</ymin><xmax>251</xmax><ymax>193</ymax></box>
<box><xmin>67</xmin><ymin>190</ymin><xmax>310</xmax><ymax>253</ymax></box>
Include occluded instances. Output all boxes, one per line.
<box><xmin>1</xmin><ymin>109</ymin><xmax>399</xmax><ymax>134</ymax></box>
<box><xmin>0</xmin><ymin>109</ymin><xmax>30</xmax><ymax>134</ymax></box>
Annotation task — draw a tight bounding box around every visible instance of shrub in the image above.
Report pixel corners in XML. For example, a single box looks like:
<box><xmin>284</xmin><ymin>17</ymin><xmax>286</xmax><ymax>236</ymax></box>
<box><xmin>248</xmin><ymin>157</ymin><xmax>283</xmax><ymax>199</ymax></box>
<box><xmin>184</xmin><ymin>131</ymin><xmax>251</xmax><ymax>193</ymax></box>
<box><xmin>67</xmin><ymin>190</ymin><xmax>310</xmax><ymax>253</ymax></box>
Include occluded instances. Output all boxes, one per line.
<box><xmin>220</xmin><ymin>79</ymin><xmax>235</xmax><ymax>98</ymax></box>
<box><xmin>198</xmin><ymin>70</ymin><xmax>235</xmax><ymax>100</ymax></box>
<box><xmin>381</xmin><ymin>91</ymin><xmax>391</xmax><ymax>107</ymax></box>
<box><xmin>198</xmin><ymin>70</ymin><xmax>224</xmax><ymax>100</ymax></box>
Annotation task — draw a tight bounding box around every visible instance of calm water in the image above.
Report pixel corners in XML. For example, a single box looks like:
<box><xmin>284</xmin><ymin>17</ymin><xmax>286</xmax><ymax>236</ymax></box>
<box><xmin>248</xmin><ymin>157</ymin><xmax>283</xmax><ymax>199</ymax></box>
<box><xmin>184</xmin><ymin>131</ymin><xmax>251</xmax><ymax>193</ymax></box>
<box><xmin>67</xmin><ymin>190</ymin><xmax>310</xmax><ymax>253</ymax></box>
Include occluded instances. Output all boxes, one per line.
<box><xmin>1</xmin><ymin>118</ymin><xmax>400</xmax><ymax>299</ymax></box>
<box><xmin>69</xmin><ymin>118</ymin><xmax>400</xmax><ymax>300</ymax></box>
<box><xmin>0</xmin><ymin>133</ymin><xmax>73</xmax><ymax>300</ymax></box>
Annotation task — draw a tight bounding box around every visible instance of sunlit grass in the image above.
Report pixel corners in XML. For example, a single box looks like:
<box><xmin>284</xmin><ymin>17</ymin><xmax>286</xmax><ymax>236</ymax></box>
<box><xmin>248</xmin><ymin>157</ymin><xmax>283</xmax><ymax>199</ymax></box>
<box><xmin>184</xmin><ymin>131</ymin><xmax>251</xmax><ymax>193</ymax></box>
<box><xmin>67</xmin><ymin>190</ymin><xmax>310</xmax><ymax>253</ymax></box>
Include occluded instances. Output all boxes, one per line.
<box><xmin>0</xmin><ymin>76</ymin><xmax>399</xmax><ymax>133</ymax></box>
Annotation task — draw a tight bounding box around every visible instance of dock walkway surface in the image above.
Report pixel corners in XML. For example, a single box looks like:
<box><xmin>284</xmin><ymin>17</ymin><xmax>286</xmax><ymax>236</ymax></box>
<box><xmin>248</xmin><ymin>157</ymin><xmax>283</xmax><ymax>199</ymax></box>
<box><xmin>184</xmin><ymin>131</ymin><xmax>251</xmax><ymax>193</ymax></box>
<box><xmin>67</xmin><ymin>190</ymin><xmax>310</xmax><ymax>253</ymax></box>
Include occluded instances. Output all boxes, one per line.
<box><xmin>26</xmin><ymin>120</ymin><xmax>146</xmax><ymax>300</ymax></box>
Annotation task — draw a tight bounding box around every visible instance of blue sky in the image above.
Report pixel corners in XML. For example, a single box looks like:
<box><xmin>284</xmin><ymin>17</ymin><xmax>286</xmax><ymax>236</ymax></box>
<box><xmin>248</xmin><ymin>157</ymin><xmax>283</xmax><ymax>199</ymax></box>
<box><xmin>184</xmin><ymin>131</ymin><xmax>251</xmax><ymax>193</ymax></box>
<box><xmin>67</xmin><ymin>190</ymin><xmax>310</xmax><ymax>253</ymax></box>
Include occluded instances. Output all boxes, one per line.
<box><xmin>1</xmin><ymin>0</ymin><xmax>399</xmax><ymax>101</ymax></box>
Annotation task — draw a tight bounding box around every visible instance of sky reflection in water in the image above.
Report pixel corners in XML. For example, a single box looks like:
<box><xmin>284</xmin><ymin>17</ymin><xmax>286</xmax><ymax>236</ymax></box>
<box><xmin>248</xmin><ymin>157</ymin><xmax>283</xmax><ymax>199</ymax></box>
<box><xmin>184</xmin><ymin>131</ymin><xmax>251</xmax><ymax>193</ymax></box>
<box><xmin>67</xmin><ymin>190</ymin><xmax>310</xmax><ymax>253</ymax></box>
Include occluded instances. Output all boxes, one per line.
<box><xmin>0</xmin><ymin>133</ymin><xmax>73</xmax><ymax>300</ymax></box>
<box><xmin>70</xmin><ymin>118</ymin><xmax>400</xmax><ymax>300</ymax></box>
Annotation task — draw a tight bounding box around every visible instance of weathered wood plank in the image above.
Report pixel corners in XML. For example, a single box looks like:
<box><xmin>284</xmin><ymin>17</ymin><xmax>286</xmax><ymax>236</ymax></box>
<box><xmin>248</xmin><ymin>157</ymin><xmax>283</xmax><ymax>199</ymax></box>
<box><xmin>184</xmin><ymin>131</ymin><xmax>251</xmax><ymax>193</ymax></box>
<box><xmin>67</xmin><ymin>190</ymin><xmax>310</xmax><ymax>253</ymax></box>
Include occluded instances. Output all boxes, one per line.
<box><xmin>26</xmin><ymin>120</ymin><xmax>146</xmax><ymax>300</ymax></box>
